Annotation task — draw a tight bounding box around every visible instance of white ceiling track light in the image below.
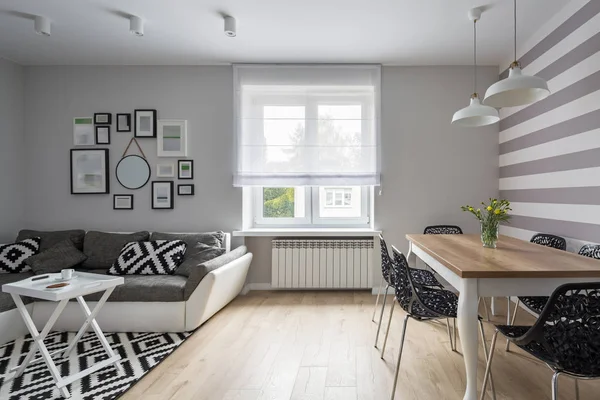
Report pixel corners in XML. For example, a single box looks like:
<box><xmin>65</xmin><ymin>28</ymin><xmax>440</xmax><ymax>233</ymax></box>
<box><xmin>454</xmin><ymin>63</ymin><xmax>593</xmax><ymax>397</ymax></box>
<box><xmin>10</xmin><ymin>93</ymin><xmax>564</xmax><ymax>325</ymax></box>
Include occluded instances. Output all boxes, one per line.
<box><xmin>452</xmin><ymin>8</ymin><xmax>499</xmax><ymax>127</ymax></box>
<box><xmin>34</xmin><ymin>16</ymin><xmax>51</xmax><ymax>36</ymax></box>
<box><xmin>224</xmin><ymin>16</ymin><xmax>236</xmax><ymax>37</ymax></box>
<box><xmin>130</xmin><ymin>16</ymin><xmax>144</xmax><ymax>37</ymax></box>
<box><xmin>484</xmin><ymin>0</ymin><xmax>550</xmax><ymax>108</ymax></box>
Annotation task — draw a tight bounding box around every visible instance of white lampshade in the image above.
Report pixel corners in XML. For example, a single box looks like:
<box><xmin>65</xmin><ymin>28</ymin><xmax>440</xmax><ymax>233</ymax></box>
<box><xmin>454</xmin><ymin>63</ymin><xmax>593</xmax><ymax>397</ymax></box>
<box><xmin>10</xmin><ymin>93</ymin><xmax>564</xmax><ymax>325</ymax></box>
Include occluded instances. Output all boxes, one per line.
<box><xmin>483</xmin><ymin>64</ymin><xmax>550</xmax><ymax>108</ymax></box>
<box><xmin>452</xmin><ymin>95</ymin><xmax>499</xmax><ymax>127</ymax></box>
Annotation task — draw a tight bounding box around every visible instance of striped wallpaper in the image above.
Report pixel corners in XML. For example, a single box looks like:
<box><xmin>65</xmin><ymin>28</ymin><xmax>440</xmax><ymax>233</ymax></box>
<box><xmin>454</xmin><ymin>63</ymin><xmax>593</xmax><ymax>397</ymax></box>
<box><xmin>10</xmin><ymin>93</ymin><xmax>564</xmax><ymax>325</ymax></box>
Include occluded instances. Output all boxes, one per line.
<box><xmin>498</xmin><ymin>0</ymin><xmax>600</xmax><ymax>249</ymax></box>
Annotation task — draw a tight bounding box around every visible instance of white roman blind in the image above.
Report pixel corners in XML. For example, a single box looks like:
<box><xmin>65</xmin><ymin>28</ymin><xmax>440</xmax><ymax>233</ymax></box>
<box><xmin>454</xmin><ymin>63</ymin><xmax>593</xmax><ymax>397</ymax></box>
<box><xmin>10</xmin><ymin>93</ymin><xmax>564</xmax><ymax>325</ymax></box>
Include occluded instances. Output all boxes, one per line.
<box><xmin>233</xmin><ymin>65</ymin><xmax>381</xmax><ymax>187</ymax></box>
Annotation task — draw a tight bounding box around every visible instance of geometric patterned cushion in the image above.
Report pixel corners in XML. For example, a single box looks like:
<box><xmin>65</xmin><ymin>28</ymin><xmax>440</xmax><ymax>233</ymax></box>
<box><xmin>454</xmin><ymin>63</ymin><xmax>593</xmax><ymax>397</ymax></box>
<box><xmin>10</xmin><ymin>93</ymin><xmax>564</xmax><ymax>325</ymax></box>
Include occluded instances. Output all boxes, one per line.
<box><xmin>108</xmin><ymin>240</ymin><xmax>187</xmax><ymax>275</ymax></box>
<box><xmin>0</xmin><ymin>238</ymin><xmax>41</xmax><ymax>274</ymax></box>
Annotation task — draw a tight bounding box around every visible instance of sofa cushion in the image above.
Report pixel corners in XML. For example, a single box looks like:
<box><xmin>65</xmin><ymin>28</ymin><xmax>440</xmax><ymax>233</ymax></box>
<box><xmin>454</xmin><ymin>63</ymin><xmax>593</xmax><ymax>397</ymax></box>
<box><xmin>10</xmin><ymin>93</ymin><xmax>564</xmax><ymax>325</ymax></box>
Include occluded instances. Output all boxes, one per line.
<box><xmin>0</xmin><ymin>238</ymin><xmax>41</xmax><ymax>274</ymax></box>
<box><xmin>150</xmin><ymin>231</ymin><xmax>225</xmax><ymax>250</ymax></box>
<box><xmin>81</xmin><ymin>231</ymin><xmax>150</xmax><ymax>269</ymax></box>
<box><xmin>108</xmin><ymin>240</ymin><xmax>187</xmax><ymax>275</ymax></box>
<box><xmin>0</xmin><ymin>272</ymin><xmax>34</xmax><ymax>312</ymax></box>
<box><xmin>25</xmin><ymin>239</ymin><xmax>88</xmax><ymax>275</ymax></box>
<box><xmin>77</xmin><ymin>270</ymin><xmax>186</xmax><ymax>302</ymax></box>
<box><xmin>175</xmin><ymin>243</ymin><xmax>226</xmax><ymax>278</ymax></box>
<box><xmin>184</xmin><ymin>245</ymin><xmax>247</xmax><ymax>300</ymax></box>
<box><xmin>16</xmin><ymin>229</ymin><xmax>86</xmax><ymax>251</ymax></box>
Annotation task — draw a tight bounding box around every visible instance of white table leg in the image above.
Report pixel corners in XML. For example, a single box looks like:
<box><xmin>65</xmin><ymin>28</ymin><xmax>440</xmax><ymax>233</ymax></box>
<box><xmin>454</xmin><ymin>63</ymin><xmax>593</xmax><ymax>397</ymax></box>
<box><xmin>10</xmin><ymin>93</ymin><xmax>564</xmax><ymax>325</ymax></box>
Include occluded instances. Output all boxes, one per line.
<box><xmin>10</xmin><ymin>294</ymin><xmax>71</xmax><ymax>398</ymax></box>
<box><xmin>62</xmin><ymin>287</ymin><xmax>115</xmax><ymax>358</ymax></box>
<box><xmin>406</xmin><ymin>243</ymin><xmax>417</xmax><ymax>268</ymax></box>
<box><xmin>457</xmin><ymin>278</ymin><xmax>479</xmax><ymax>400</ymax></box>
<box><xmin>506</xmin><ymin>297</ymin><xmax>512</xmax><ymax>325</ymax></box>
<box><xmin>75</xmin><ymin>295</ymin><xmax>124</xmax><ymax>375</ymax></box>
<box><xmin>490</xmin><ymin>297</ymin><xmax>497</xmax><ymax>316</ymax></box>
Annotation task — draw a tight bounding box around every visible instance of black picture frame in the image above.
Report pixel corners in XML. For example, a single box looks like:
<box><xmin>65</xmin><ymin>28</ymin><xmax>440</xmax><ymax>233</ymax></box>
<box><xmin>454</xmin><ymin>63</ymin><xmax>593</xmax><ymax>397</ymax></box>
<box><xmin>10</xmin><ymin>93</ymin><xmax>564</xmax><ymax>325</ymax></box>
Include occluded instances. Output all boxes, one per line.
<box><xmin>113</xmin><ymin>194</ymin><xmax>133</xmax><ymax>210</ymax></box>
<box><xmin>95</xmin><ymin>126</ymin><xmax>111</xmax><ymax>144</ymax></box>
<box><xmin>70</xmin><ymin>149</ymin><xmax>110</xmax><ymax>194</ymax></box>
<box><xmin>177</xmin><ymin>160</ymin><xmax>194</xmax><ymax>179</ymax></box>
<box><xmin>94</xmin><ymin>113</ymin><xmax>112</xmax><ymax>125</ymax></box>
<box><xmin>151</xmin><ymin>181</ymin><xmax>174</xmax><ymax>209</ymax></box>
<box><xmin>177</xmin><ymin>184</ymin><xmax>195</xmax><ymax>196</ymax></box>
<box><xmin>134</xmin><ymin>109</ymin><xmax>157</xmax><ymax>138</ymax></box>
<box><xmin>116</xmin><ymin>113</ymin><xmax>132</xmax><ymax>132</ymax></box>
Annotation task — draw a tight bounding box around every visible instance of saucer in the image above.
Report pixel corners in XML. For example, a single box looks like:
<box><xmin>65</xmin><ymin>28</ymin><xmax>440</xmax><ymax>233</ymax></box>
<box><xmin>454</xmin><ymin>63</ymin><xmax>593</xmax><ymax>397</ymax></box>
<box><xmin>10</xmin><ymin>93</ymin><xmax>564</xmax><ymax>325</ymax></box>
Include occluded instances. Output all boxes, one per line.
<box><xmin>54</xmin><ymin>274</ymin><xmax>78</xmax><ymax>282</ymax></box>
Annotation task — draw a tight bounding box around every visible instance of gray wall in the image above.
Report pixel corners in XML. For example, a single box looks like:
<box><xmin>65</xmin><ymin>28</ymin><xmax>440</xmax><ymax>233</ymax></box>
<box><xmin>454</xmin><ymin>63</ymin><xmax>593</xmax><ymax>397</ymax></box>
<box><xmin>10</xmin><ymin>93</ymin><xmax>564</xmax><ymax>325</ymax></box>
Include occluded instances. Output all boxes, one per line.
<box><xmin>23</xmin><ymin>66</ymin><xmax>242</xmax><ymax>246</ymax></box>
<box><xmin>246</xmin><ymin>66</ymin><xmax>500</xmax><ymax>284</ymax></box>
<box><xmin>498</xmin><ymin>0</ymin><xmax>600</xmax><ymax>250</ymax></box>
<box><xmin>0</xmin><ymin>58</ymin><xmax>24</xmax><ymax>242</ymax></box>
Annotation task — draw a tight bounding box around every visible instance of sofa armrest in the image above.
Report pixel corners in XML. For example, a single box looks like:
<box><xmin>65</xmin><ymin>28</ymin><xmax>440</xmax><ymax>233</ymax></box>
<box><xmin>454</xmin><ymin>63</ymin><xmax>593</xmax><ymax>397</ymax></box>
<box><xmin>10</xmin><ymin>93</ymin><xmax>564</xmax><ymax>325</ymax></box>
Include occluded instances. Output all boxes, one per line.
<box><xmin>184</xmin><ymin>245</ymin><xmax>247</xmax><ymax>299</ymax></box>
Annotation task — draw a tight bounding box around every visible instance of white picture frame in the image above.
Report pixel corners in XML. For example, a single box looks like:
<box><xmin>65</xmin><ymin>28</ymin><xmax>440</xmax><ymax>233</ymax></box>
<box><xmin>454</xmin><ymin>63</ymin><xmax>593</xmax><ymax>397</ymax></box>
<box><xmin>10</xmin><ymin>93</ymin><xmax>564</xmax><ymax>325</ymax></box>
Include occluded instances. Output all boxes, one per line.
<box><xmin>156</xmin><ymin>163</ymin><xmax>175</xmax><ymax>178</ymax></box>
<box><xmin>157</xmin><ymin>120</ymin><xmax>187</xmax><ymax>157</ymax></box>
<box><xmin>73</xmin><ymin>117</ymin><xmax>95</xmax><ymax>146</ymax></box>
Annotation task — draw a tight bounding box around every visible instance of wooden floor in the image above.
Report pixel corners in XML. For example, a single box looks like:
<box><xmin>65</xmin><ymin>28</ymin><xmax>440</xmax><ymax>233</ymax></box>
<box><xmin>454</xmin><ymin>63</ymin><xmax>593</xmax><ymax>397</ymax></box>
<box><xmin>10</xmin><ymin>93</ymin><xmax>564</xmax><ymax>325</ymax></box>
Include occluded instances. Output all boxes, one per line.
<box><xmin>122</xmin><ymin>291</ymin><xmax>599</xmax><ymax>400</ymax></box>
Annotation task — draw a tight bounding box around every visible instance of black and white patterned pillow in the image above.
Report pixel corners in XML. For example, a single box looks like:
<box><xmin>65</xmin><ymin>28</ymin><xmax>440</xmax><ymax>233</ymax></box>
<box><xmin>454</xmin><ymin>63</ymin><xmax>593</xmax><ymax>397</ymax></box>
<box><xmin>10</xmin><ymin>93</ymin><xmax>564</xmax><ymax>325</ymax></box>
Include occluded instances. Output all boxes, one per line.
<box><xmin>0</xmin><ymin>238</ymin><xmax>41</xmax><ymax>273</ymax></box>
<box><xmin>108</xmin><ymin>240</ymin><xmax>187</xmax><ymax>275</ymax></box>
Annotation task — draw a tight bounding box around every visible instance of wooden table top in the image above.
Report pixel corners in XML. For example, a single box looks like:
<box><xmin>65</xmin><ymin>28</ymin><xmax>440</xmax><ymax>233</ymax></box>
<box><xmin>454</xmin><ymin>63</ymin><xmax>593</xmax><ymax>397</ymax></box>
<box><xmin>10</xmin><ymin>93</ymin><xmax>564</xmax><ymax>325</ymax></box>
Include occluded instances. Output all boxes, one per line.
<box><xmin>406</xmin><ymin>234</ymin><xmax>600</xmax><ymax>279</ymax></box>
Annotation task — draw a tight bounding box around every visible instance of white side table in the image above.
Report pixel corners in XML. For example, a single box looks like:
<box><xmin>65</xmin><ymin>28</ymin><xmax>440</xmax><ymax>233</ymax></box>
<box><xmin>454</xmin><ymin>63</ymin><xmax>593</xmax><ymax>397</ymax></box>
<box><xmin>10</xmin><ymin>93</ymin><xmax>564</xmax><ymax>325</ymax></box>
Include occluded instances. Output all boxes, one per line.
<box><xmin>2</xmin><ymin>272</ymin><xmax>125</xmax><ymax>398</ymax></box>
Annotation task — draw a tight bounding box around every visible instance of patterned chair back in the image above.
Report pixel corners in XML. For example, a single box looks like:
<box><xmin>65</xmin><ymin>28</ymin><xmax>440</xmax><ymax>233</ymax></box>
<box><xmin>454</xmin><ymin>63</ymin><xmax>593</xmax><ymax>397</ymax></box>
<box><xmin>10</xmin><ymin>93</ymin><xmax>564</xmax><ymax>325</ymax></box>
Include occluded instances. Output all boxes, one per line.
<box><xmin>530</xmin><ymin>233</ymin><xmax>567</xmax><ymax>251</ymax></box>
<box><xmin>423</xmin><ymin>225</ymin><xmax>463</xmax><ymax>235</ymax></box>
<box><xmin>378</xmin><ymin>234</ymin><xmax>394</xmax><ymax>285</ymax></box>
<box><xmin>523</xmin><ymin>282</ymin><xmax>600</xmax><ymax>377</ymax></box>
<box><xmin>579</xmin><ymin>244</ymin><xmax>600</xmax><ymax>259</ymax></box>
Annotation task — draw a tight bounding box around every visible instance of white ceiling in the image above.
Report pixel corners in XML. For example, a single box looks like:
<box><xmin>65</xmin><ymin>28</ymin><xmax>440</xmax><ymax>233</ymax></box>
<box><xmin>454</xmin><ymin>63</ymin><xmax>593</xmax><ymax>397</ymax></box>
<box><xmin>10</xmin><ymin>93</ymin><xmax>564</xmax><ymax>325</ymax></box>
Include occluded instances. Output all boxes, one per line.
<box><xmin>0</xmin><ymin>0</ymin><xmax>568</xmax><ymax>66</ymax></box>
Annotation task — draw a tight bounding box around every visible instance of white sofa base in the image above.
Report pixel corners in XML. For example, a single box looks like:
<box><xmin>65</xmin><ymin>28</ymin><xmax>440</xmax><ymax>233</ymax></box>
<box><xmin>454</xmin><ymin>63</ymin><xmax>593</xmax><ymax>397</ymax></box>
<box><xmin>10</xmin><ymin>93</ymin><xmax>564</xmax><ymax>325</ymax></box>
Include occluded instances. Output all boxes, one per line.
<box><xmin>0</xmin><ymin>304</ymin><xmax>33</xmax><ymax>344</ymax></box>
<box><xmin>30</xmin><ymin>253</ymin><xmax>253</xmax><ymax>333</ymax></box>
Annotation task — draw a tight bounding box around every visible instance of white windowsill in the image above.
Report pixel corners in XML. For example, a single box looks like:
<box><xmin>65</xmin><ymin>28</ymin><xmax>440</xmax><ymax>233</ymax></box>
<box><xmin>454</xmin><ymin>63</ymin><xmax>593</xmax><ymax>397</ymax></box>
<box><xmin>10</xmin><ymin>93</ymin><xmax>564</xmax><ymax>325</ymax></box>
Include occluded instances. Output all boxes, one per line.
<box><xmin>233</xmin><ymin>228</ymin><xmax>381</xmax><ymax>237</ymax></box>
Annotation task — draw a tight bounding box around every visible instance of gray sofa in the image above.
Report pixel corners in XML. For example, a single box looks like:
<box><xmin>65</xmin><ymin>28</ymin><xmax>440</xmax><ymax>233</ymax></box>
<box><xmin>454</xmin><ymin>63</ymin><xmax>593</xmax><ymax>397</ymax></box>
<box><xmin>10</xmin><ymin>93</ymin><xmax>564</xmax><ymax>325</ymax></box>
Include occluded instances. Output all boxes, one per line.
<box><xmin>0</xmin><ymin>229</ymin><xmax>253</xmax><ymax>345</ymax></box>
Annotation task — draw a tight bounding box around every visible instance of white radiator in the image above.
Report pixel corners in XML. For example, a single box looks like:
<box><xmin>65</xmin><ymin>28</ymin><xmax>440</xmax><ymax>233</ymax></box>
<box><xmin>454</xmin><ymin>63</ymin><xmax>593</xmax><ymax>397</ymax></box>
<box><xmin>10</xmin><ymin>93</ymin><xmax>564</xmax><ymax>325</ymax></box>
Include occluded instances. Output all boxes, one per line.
<box><xmin>271</xmin><ymin>239</ymin><xmax>374</xmax><ymax>289</ymax></box>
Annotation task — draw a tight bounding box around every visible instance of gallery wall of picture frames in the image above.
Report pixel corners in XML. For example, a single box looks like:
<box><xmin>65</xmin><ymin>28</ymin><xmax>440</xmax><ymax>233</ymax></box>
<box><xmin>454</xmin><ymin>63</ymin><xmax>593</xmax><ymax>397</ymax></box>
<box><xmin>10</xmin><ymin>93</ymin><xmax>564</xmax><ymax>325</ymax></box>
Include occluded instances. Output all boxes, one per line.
<box><xmin>70</xmin><ymin>110</ymin><xmax>195</xmax><ymax>211</ymax></box>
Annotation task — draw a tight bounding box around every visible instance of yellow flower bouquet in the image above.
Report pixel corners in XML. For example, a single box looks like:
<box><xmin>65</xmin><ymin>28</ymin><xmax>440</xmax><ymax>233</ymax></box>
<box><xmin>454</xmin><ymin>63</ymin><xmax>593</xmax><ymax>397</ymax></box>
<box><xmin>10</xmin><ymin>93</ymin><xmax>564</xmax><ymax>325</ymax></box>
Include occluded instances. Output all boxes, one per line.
<box><xmin>461</xmin><ymin>199</ymin><xmax>511</xmax><ymax>248</ymax></box>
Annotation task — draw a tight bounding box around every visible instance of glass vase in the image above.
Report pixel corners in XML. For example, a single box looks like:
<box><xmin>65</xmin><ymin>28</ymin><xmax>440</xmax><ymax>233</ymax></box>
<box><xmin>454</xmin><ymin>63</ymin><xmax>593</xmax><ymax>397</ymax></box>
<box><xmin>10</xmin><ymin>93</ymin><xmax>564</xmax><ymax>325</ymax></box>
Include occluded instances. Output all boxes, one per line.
<box><xmin>480</xmin><ymin>221</ymin><xmax>499</xmax><ymax>249</ymax></box>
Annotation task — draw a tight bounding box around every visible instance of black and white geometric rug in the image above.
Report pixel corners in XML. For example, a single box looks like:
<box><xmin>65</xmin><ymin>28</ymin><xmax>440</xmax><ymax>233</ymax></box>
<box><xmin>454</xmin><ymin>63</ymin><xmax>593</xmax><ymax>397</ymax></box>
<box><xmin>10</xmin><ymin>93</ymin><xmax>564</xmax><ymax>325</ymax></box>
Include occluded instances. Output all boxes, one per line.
<box><xmin>0</xmin><ymin>331</ymin><xmax>191</xmax><ymax>400</ymax></box>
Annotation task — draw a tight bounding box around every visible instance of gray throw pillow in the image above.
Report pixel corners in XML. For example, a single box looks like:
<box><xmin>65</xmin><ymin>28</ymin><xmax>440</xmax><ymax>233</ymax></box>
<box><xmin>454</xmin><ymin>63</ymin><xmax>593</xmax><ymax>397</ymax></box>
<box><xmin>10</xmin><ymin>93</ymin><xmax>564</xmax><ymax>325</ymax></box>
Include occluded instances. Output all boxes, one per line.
<box><xmin>150</xmin><ymin>231</ymin><xmax>225</xmax><ymax>250</ymax></box>
<box><xmin>16</xmin><ymin>229</ymin><xmax>86</xmax><ymax>251</ymax></box>
<box><xmin>25</xmin><ymin>239</ymin><xmax>87</xmax><ymax>275</ymax></box>
<box><xmin>81</xmin><ymin>231</ymin><xmax>150</xmax><ymax>269</ymax></box>
<box><xmin>175</xmin><ymin>243</ymin><xmax>226</xmax><ymax>277</ymax></box>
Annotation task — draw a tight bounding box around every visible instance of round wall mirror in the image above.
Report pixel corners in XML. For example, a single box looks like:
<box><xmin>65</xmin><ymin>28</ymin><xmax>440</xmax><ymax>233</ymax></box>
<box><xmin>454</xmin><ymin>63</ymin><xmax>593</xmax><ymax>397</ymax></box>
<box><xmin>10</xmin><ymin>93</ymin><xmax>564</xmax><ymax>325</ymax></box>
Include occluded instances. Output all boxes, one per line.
<box><xmin>116</xmin><ymin>155</ymin><xmax>151</xmax><ymax>190</ymax></box>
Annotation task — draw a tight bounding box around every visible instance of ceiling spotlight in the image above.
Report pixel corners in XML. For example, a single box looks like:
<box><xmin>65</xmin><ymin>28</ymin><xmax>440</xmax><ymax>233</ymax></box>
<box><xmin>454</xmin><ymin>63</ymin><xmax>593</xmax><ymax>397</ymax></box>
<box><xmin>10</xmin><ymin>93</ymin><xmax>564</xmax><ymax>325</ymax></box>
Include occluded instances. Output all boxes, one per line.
<box><xmin>130</xmin><ymin>16</ymin><xmax>144</xmax><ymax>37</ymax></box>
<box><xmin>34</xmin><ymin>16</ymin><xmax>51</xmax><ymax>36</ymax></box>
<box><xmin>224</xmin><ymin>16</ymin><xmax>236</xmax><ymax>37</ymax></box>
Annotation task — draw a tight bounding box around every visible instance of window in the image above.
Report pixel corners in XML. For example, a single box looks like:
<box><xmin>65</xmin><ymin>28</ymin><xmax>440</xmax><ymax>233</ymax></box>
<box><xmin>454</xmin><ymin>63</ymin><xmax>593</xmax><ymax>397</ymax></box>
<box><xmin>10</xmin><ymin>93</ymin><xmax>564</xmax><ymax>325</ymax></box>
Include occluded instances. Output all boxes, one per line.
<box><xmin>235</xmin><ymin>65</ymin><xmax>380</xmax><ymax>228</ymax></box>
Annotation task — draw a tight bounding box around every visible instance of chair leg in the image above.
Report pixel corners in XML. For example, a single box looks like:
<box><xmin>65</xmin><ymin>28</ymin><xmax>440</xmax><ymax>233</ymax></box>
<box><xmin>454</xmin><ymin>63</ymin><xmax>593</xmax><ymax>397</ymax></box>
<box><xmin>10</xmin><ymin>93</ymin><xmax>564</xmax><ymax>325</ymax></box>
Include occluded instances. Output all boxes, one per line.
<box><xmin>445</xmin><ymin>319</ymin><xmax>454</xmax><ymax>351</ymax></box>
<box><xmin>479</xmin><ymin>320</ymin><xmax>496</xmax><ymax>400</ymax></box>
<box><xmin>481</xmin><ymin>297</ymin><xmax>491</xmax><ymax>321</ymax></box>
<box><xmin>505</xmin><ymin>299</ymin><xmax>520</xmax><ymax>352</ymax></box>
<box><xmin>390</xmin><ymin>315</ymin><xmax>410</xmax><ymax>400</ymax></box>
<box><xmin>374</xmin><ymin>284</ymin><xmax>389</xmax><ymax>348</ymax></box>
<box><xmin>480</xmin><ymin>330</ymin><xmax>499</xmax><ymax>400</ymax></box>
<box><xmin>381</xmin><ymin>299</ymin><xmax>396</xmax><ymax>359</ymax></box>
<box><xmin>372</xmin><ymin>275</ymin><xmax>384</xmax><ymax>322</ymax></box>
<box><xmin>552</xmin><ymin>372</ymin><xmax>560</xmax><ymax>400</ymax></box>
<box><xmin>453</xmin><ymin>317</ymin><xmax>457</xmax><ymax>351</ymax></box>
<box><xmin>574</xmin><ymin>378</ymin><xmax>579</xmax><ymax>400</ymax></box>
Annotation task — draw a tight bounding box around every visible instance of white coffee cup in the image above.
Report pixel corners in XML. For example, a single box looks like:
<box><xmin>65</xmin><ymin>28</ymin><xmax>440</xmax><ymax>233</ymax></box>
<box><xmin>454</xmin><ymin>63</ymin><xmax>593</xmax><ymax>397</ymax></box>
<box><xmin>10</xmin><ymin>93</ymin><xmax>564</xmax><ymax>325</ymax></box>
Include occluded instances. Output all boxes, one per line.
<box><xmin>61</xmin><ymin>269</ymin><xmax>74</xmax><ymax>280</ymax></box>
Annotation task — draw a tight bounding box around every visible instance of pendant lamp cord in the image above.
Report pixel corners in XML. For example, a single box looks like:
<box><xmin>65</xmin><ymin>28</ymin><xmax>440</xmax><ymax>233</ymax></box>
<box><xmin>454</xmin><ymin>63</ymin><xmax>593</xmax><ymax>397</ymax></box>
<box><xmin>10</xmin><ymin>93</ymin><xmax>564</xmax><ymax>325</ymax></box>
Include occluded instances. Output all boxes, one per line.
<box><xmin>473</xmin><ymin>19</ymin><xmax>477</xmax><ymax>95</ymax></box>
<box><xmin>514</xmin><ymin>0</ymin><xmax>517</xmax><ymax>62</ymax></box>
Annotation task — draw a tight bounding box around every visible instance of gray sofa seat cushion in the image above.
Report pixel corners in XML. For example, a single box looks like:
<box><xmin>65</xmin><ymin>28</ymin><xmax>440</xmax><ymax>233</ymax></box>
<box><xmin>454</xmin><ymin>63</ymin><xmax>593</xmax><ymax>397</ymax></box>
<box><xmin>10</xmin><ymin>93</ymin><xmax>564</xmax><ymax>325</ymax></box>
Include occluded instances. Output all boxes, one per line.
<box><xmin>17</xmin><ymin>229</ymin><xmax>86</xmax><ymax>251</ymax></box>
<box><xmin>81</xmin><ymin>231</ymin><xmax>150</xmax><ymax>269</ymax></box>
<box><xmin>25</xmin><ymin>239</ymin><xmax>88</xmax><ymax>275</ymax></box>
<box><xmin>184</xmin><ymin>245</ymin><xmax>247</xmax><ymax>300</ymax></box>
<box><xmin>150</xmin><ymin>231</ymin><xmax>225</xmax><ymax>250</ymax></box>
<box><xmin>0</xmin><ymin>272</ymin><xmax>34</xmax><ymax>312</ymax></box>
<box><xmin>75</xmin><ymin>269</ymin><xmax>186</xmax><ymax>302</ymax></box>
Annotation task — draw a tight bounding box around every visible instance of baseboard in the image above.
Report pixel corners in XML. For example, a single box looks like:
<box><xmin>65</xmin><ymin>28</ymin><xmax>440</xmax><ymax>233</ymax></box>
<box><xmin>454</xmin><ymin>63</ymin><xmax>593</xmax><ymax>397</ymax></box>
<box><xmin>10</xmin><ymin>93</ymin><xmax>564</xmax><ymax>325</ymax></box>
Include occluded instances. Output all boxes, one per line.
<box><xmin>242</xmin><ymin>283</ymin><xmax>379</xmax><ymax>294</ymax></box>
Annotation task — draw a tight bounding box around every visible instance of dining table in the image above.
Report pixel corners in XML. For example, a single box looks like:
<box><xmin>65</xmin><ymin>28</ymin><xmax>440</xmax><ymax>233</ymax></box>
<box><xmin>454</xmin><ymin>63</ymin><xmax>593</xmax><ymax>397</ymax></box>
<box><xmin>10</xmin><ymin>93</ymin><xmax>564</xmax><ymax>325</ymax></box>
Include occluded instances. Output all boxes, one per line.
<box><xmin>405</xmin><ymin>233</ymin><xmax>600</xmax><ymax>400</ymax></box>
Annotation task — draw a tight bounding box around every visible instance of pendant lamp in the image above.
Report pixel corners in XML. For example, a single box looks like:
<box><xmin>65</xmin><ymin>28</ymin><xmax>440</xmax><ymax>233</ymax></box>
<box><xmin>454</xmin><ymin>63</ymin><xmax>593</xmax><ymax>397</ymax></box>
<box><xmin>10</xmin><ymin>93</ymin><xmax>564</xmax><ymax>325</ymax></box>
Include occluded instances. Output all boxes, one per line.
<box><xmin>452</xmin><ymin>8</ymin><xmax>499</xmax><ymax>127</ymax></box>
<box><xmin>483</xmin><ymin>0</ymin><xmax>550</xmax><ymax>108</ymax></box>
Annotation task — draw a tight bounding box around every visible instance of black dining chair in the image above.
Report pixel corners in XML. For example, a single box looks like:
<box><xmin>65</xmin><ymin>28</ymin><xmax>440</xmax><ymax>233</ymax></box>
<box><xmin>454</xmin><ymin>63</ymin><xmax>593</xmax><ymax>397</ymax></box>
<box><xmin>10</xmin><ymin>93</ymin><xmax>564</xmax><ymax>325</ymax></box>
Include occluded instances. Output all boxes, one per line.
<box><xmin>482</xmin><ymin>282</ymin><xmax>600</xmax><ymax>400</ymax></box>
<box><xmin>384</xmin><ymin>246</ymin><xmax>496</xmax><ymax>400</ymax></box>
<box><xmin>373</xmin><ymin>234</ymin><xmax>446</xmax><ymax>348</ymax></box>
<box><xmin>505</xmin><ymin>234</ymin><xmax>570</xmax><ymax>351</ymax></box>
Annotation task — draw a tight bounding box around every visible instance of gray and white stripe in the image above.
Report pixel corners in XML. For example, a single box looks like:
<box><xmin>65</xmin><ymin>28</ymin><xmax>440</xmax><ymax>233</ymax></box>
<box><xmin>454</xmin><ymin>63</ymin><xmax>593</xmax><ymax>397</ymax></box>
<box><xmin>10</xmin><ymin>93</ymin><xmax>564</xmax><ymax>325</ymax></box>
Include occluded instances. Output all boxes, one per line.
<box><xmin>498</xmin><ymin>0</ymin><xmax>600</xmax><ymax>244</ymax></box>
